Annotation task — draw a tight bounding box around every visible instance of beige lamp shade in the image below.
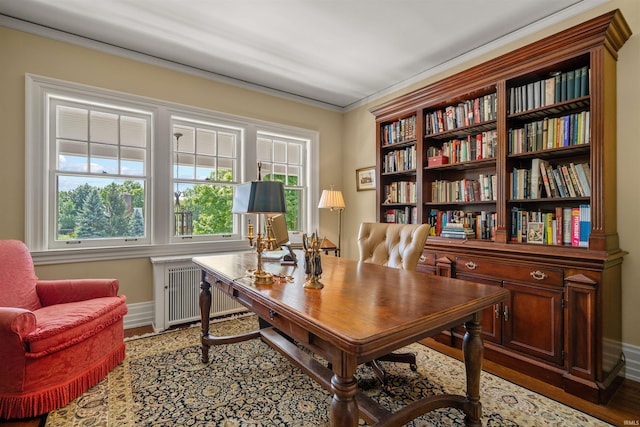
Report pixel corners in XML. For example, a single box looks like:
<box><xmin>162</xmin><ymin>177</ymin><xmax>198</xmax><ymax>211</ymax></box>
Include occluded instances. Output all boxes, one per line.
<box><xmin>318</xmin><ymin>187</ymin><xmax>345</xmax><ymax>210</ymax></box>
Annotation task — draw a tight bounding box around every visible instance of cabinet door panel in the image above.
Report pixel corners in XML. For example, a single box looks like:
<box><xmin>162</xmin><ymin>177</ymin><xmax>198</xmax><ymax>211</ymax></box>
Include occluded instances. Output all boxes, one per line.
<box><xmin>455</xmin><ymin>274</ymin><xmax>502</xmax><ymax>344</ymax></box>
<box><xmin>503</xmin><ymin>281</ymin><xmax>563</xmax><ymax>365</ymax></box>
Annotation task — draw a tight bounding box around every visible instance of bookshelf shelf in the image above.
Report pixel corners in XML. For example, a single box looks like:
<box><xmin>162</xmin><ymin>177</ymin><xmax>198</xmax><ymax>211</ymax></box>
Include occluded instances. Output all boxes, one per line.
<box><xmin>370</xmin><ymin>9</ymin><xmax>630</xmax><ymax>404</ymax></box>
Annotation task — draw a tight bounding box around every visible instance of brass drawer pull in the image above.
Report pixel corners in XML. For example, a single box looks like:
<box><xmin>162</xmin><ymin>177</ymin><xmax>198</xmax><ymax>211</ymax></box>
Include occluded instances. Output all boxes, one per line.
<box><xmin>419</xmin><ymin>255</ymin><xmax>427</xmax><ymax>262</ymax></box>
<box><xmin>269</xmin><ymin>310</ymin><xmax>277</xmax><ymax>320</ymax></box>
<box><xmin>465</xmin><ymin>261</ymin><xmax>478</xmax><ymax>270</ymax></box>
<box><xmin>530</xmin><ymin>270</ymin><xmax>548</xmax><ymax>280</ymax></box>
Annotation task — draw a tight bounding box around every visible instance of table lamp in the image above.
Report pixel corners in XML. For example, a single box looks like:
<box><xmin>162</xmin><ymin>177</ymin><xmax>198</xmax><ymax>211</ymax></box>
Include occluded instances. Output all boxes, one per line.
<box><xmin>232</xmin><ymin>180</ymin><xmax>287</xmax><ymax>285</ymax></box>
<box><xmin>318</xmin><ymin>185</ymin><xmax>345</xmax><ymax>257</ymax></box>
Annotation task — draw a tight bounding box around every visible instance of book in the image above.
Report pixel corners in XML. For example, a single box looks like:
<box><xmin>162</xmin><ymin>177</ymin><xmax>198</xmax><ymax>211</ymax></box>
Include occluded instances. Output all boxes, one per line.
<box><xmin>579</xmin><ymin>204</ymin><xmax>591</xmax><ymax>247</ymax></box>
<box><xmin>530</xmin><ymin>158</ymin><xmax>542</xmax><ymax>199</ymax></box>
<box><xmin>527</xmin><ymin>221</ymin><xmax>544</xmax><ymax>244</ymax></box>
<box><xmin>575</xmin><ymin>163</ymin><xmax>591</xmax><ymax>196</ymax></box>
<box><xmin>562</xmin><ymin>207</ymin><xmax>573</xmax><ymax>245</ymax></box>
<box><xmin>555</xmin><ymin>207</ymin><xmax>563</xmax><ymax>245</ymax></box>
<box><xmin>571</xmin><ymin>207</ymin><xmax>580</xmax><ymax>247</ymax></box>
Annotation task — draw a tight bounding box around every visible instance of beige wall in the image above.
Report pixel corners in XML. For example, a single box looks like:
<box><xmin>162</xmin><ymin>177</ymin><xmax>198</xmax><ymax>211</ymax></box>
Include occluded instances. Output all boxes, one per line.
<box><xmin>1</xmin><ymin>0</ymin><xmax>638</xmax><ymax>347</ymax></box>
<box><xmin>0</xmin><ymin>26</ymin><xmax>343</xmax><ymax>304</ymax></box>
<box><xmin>342</xmin><ymin>0</ymin><xmax>640</xmax><ymax>347</ymax></box>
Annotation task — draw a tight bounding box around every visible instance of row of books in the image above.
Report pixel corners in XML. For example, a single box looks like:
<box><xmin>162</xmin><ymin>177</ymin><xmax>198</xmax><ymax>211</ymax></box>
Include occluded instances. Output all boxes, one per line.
<box><xmin>384</xmin><ymin>206</ymin><xmax>418</xmax><ymax>224</ymax></box>
<box><xmin>508</xmin><ymin>111</ymin><xmax>590</xmax><ymax>154</ymax></box>
<box><xmin>427</xmin><ymin>209</ymin><xmax>496</xmax><ymax>241</ymax></box>
<box><xmin>381</xmin><ymin>116</ymin><xmax>416</xmax><ymax>146</ymax></box>
<box><xmin>510</xmin><ymin>205</ymin><xmax>590</xmax><ymax>247</ymax></box>
<box><xmin>508</xmin><ymin>65</ymin><xmax>590</xmax><ymax>114</ymax></box>
<box><xmin>511</xmin><ymin>159</ymin><xmax>591</xmax><ymax>200</ymax></box>
<box><xmin>426</xmin><ymin>130</ymin><xmax>497</xmax><ymax>165</ymax></box>
<box><xmin>382</xmin><ymin>145</ymin><xmax>417</xmax><ymax>173</ymax></box>
<box><xmin>431</xmin><ymin>174</ymin><xmax>497</xmax><ymax>203</ymax></box>
<box><xmin>383</xmin><ymin>181</ymin><xmax>417</xmax><ymax>204</ymax></box>
<box><xmin>425</xmin><ymin>93</ymin><xmax>498</xmax><ymax>135</ymax></box>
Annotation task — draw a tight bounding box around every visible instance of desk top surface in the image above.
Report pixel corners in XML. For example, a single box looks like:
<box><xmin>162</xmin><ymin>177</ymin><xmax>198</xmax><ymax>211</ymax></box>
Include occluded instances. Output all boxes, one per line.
<box><xmin>193</xmin><ymin>252</ymin><xmax>508</xmax><ymax>352</ymax></box>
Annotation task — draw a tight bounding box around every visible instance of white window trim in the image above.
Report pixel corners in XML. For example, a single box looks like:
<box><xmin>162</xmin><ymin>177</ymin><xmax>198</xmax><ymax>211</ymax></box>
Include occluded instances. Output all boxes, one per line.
<box><xmin>26</xmin><ymin>74</ymin><xmax>319</xmax><ymax>265</ymax></box>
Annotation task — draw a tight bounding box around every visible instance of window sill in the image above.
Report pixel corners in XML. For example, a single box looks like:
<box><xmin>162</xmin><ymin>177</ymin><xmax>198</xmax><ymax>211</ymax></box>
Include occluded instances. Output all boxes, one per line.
<box><xmin>31</xmin><ymin>240</ymin><xmax>251</xmax><ymax>265</ymax></box>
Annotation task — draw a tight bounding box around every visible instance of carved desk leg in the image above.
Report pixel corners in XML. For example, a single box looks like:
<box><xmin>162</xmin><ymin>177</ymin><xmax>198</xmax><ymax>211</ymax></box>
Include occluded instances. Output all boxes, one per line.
<box><xmin>463</xmin><ymin>314</ymin><xmax>483</xmax><ymax>427</ymax></box>
<box><xmin>199</xmin><ymin>272</ymin><xmax>212</xmax><ymax>364</ymax></box>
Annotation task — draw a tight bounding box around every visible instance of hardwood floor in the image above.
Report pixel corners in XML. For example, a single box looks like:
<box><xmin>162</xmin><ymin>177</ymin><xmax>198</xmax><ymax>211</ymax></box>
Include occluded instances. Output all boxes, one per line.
<box><xmin>2</xmin><ymin>328</ymin><xmax>638</xmax><ymax>427</ymax></box>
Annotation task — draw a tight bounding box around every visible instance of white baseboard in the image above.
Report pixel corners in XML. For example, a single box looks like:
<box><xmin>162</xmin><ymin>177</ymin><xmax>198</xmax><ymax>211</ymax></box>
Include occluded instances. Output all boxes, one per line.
<box><xmin>121</xmin><ymin>300</ymin><xmax>640</xmax><ymax>383</ymax></box>
<box><xmin>623</xmin><ymin>341</ymin><xmax>640</xmax><ymax>383</ymax></box>
<box><xmin>123</xmin><ymin>301</ymin><xmax>154</xmax><ymax>330</ymax></box>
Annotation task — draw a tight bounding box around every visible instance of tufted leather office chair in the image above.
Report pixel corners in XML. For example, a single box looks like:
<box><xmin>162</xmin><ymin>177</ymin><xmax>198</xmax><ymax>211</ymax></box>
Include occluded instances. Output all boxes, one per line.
<box><xmin>357</xmin><ymin>222</ymin><xmax>430</xmax><ymax>391</ymax></box>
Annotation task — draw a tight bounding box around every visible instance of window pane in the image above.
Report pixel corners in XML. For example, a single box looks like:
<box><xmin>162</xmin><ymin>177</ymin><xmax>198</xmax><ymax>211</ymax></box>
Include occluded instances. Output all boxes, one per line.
<box><xmin>174</xmin><ymin>182</ymin><xmax>233</xmax><ymax>236</ymax></box>
<box><xmin>273</xmin><ymin>140</ymin><xmax>287</xmax><ymax>163</ymax></box>
<box><xmin>218</xmin><ymin>133</ymin><xmax>235</xmax><ymax>157</ymax></box>
<box><xmin>57</xmin><ymin>106</ymin><xmax>87</xmax><ymax>140</ymax></box>
<box><xmin>217</xmin><ymin>158</ymin><xmax>234</xmax><ymax>181</ymax></box>
<box><xmin>90</xmin><ymin>143</ymin><xmax>118</xmax><ymax>174</ymax></box>
<box><xmin>56</xmin><ymin>175</ymin><xmax>145</xmax><ymax>240</ymax></box>
<box><xmin>58</xmin><ymin>140</ymin><xmax>88</xmax><ymax>172</ymax></box>
<box><xmin>272</xmin><ymin>164</ymin><xmax>286</xmax><ymax>183</ymax></box>
<box><xmin>175</xmin><ymin>153</ymin><xmax>195</xmax><ymax>179</ymax></box>
<box><xmin>288</xmin><ymin>143</ymin><xmax>301</xmax><ymax>165</ymax></box>
<box><xmin>196</xmin><ymin>156</ymin><xmax>215</xmax><ymax>180</ymax></box>
<box><xmin>257</xmin><ymin>138</ymin><xmax>272</xmax><ymax>161</ymax></box>
<box><xmin>285</xmin><ymin>189</ymin><xmax>302</xmax><ymax>231</ymax></box>
<box><xmin>176</xmin><ymin>127</ymin><xmax>195</xmax><ymax>153</ymax></box>
<box><xmin>90</xmin><ymin>111</ymin><xmax>118</xmax><ymax>144</ymax></box>
<box><xmin>288</xmin><ymin>165</ymin><xmax>301</xmax><ymax>186</ymax></box>
<box><xmin>197</xmin><ymin>129</ymin><xmax>216</xmax><ymax>155</ymax></box>
<box><xmin>121</xmin><ymin>147</ymin><xmax>145</xmax><ymax>176</ymax></box>
<box><xmin>121</xmin><ymin>116</ymin><xmax>147</xmax><ymax>147</ymax></box>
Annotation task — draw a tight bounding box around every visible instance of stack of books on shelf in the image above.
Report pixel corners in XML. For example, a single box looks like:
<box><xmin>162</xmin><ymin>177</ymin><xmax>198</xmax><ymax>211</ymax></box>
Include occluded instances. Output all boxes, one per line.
<box><xmin>427</xmin><ymin>130</ymin><xmax>497</xmax><ymax>165</ymax></box>
<box><xmin>427</xmin><ymin>209</ymin><xmax>496</xmax><ymax>241</ymax></box>
<box><xmin>432</xmin><ymin>174</ymin><xmax>496</xmax><ymax>203</ymax></box>
<box><xmin>508</xmin><ymin>111</ymin><xmax>590</xmax><ymax>153</ymax></box>
<box><xmin>510</xmin><ymin>205</ymin><xmax>590</xmax><ymax>246</ymax></box>
<box><xmin>425</xmin><ymin>93</ymin><xmax>497</xmax><ymax>134</ymax></box>
<box><xmin>383</xmin><ymin>181</ymin><xmax>416</xmax><ymax>204</ymax></box>
<box><xmin>512</xmin><ymin>159</ymin><xmax>590</xmax><ymax>200</ymax></box>
<box><xmin>508</xmin><ymin>65</ymin><xmax>589</xmax><ymax>114</ymax></box>
<box><xmin>381</xmin><ymin>116</ymin><xmax>416</xmax><ymax>145</ymax></box>
<box><xmin>385</xmin><ymin>206</ymin><xmax>418</xmax><ymax>224</ymax></box>
<box><xmin>382</xmin><ymin>145</ymin><xmax>417</xmax><ymax>173</ymax></box>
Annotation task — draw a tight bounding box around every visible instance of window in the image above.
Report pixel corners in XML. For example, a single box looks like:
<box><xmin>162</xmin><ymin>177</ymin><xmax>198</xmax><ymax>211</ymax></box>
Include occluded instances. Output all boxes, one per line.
<box><xmin>50</xmin><ymin>98</ymin><xmax>151</xmax><ymax>248</ymax></box>
<box><xmin>26</xmin><ymin>75</ymin><xmax>319</xmax><ymax>261</ymax></box>
<box><xmin>257</xmin><ymin>132</ymin><xmax>306</xmax><ymax>232</ymax></box>
<box><xmin>171</xmin><ymin>118</ymin><xmax>241</xmax><ymax>240</ymax></box>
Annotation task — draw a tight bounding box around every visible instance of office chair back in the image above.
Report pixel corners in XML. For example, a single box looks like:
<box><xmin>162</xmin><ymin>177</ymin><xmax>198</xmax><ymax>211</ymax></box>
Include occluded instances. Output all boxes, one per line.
<box><xmin>357</xmin><ymin>222</ymin><xmax>430</xmax><ymax>271</ymax></box>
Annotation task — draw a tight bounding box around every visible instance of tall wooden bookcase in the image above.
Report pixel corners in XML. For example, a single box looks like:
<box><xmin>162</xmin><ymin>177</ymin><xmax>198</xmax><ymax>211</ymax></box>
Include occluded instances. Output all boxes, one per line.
<box><xmin>371</xmin><ymin>10</ymin><xmax>630</xmax><ymax>403</ymax></box>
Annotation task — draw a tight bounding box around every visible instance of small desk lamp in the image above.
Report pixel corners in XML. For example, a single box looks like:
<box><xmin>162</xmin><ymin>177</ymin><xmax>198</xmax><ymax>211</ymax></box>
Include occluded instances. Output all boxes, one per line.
<box><xmin>318</xmin><ymin>185</ymin><xmax>345</xmax><ymax>257</ymax></box>
<box><xmin>232</xmin><ymin>181</ymin><xmax>287</xmax><ymax>285</ymax></box>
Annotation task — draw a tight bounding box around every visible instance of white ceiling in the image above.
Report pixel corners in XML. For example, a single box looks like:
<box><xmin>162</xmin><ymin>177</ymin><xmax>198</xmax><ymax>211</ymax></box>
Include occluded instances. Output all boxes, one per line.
<box><xmin>0</xmin><ymin>0</ymin><xmax>605</xmax><ymax>110</ymax></box>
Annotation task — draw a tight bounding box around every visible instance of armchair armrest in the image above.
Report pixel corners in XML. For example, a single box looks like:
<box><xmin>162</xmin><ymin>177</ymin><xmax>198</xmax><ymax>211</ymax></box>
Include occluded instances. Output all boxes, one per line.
<box><xmin>36</xmin><ymin>279</ymin><xmax>119</xmax><ymax>306</ymax></box>
<box><xmin>0</xmin><ymin>307</ymin><xmax>37</xmax><ymax>341</ymax></box>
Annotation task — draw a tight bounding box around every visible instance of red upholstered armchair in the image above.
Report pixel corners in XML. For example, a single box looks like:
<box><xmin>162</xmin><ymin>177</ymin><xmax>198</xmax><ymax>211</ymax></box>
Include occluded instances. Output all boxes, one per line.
<box><xmin>0</xmin><ymin>240</ymin><xmax>128</xmax><ymax>419</ymax></box>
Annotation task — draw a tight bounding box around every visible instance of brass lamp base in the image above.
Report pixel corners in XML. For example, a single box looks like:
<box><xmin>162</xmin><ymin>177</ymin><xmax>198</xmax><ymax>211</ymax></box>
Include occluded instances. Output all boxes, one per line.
<box><xmin>253</xmin><ymin>270</ymin><xmax>275</xmax><ymax>285</ymax></box>
<box><xmin>304</xmin><ymin>276</ymin><xmax>323</xmax><ymax>289</ymax></box>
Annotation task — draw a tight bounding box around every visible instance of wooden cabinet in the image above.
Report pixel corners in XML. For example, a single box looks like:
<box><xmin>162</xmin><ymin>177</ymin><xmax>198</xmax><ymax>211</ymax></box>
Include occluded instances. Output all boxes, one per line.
<box><xmin>372</xmin><ymin>10</ymin><xmax>631</xmax><ymax>404</ymax></box>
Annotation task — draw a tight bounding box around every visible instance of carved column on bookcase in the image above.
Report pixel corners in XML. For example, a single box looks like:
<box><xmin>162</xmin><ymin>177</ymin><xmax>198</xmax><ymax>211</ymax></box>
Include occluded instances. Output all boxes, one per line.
<box><xmin>494</xmin><ymin>80</ymin><xmax>510</xmax><ymax>244</ymax></box>
<box><xmin>436</xmin><ymin>256</ymin><xmax>453</xmax><ymax>277</ymax></box>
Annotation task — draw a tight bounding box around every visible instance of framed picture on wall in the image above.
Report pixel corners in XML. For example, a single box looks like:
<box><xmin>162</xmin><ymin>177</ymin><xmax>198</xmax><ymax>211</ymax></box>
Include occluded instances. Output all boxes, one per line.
<box><xmin>356</xmin><ymin>166</ymin><xmax>376</xmax><ymax>191</ymax></box>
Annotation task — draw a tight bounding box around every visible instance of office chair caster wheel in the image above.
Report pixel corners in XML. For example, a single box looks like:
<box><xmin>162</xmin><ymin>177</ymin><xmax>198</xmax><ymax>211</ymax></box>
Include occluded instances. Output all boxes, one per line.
<box><xmin>410</xmin><ymin>363</ymin><xmax>418</xmax><ymax>371</ymax></box>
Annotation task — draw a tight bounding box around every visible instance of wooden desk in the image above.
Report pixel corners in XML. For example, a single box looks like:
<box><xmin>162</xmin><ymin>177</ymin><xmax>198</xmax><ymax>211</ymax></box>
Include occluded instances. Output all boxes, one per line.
<box><xmin>193</xmin><ymin>253</ymin><xmax>508</xmax><ymax>427</ymax></box>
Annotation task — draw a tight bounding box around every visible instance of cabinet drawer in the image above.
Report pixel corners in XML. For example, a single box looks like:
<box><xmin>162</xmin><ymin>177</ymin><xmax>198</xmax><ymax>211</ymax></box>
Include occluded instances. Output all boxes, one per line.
<box><xmin>418</xmin><ymin>251</ymin><xmax>436</xmax><ymax>266</ymax></box>
<box><xmin>456</xmin><ymin>257</ymin><xmax>562</xmax><ymax>286</ymax></box>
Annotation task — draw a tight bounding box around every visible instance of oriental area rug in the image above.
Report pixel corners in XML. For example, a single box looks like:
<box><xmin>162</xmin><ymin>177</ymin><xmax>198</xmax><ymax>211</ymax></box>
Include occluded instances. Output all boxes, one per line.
<box><xmin>46</xmin><ymin>315</ymin><xmax>612</xmax><ymax>427</ymax></box>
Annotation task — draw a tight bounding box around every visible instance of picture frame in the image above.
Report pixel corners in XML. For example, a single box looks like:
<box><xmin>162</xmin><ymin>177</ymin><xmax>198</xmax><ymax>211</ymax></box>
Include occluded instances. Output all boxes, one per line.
<box><xmin>356</xmin><ymin>166</ymin><xmax>376</xmax><ymax>191</ymax></box>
